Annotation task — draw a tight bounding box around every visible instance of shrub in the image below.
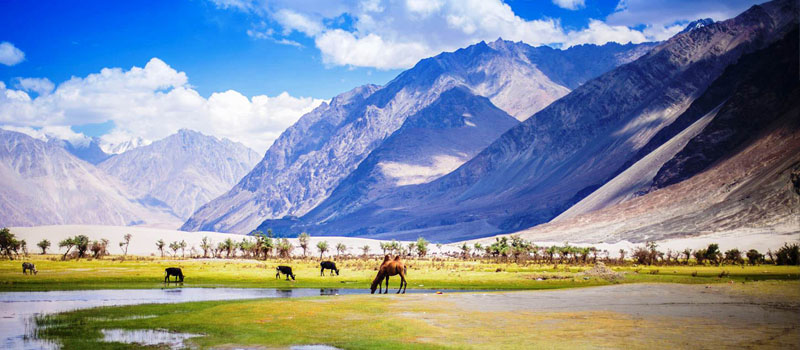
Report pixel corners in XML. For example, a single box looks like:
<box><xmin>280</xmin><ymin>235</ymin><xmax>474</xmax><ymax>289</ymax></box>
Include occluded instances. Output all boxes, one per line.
<box><xmin>775</xmin><ymin>243</ymin><xmax>800</xmax><ymax>265</ymax></box>
<box><xmin>746</xmin><ymin>249</ymin><xmax>764</xmax><ymax>265</ymax></box>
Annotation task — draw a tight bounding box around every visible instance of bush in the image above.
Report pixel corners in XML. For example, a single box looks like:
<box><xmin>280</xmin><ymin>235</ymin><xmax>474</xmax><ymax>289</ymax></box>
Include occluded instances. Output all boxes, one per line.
<box><xmin>775</xmin><ymin>243</ymin><xmax>800</xmax><ymax>265</ymax></box>
<box><xmin>746</xmin><ymin>249</ymin><xmax>764</xmax><ymax>265</ymax></box>
<box><xmin>724</xmin><ymin>249</ymin><xmax>743</xmax><ymax>265</ymax></box>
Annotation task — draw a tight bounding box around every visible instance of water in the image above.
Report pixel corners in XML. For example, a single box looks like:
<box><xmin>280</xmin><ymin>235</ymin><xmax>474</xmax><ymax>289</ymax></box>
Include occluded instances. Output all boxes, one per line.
<box><xmin>0</xmin><ymin>287</ymin><xmax>467</xmax><ymax>349</ymax></box>
<box><xmin>100</xmin><ymin>329</ymin><xmax>202</xmax><ymax>349</ymax></box>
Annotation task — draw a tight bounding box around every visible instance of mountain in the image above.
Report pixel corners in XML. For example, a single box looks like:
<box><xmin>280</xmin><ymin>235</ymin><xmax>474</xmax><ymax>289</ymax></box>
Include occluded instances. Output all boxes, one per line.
<box><xmin>259</xmin><ymin>0</ymin><xmax>796</xmax><ymax>242</ymax></box>
<box><xmin>515</xmin><ymin>29</ymin><xmax>800</xmax><ymax>243</ymax></box>
<box><xmin>98</xmin><ymin>129</ymin><xmax>260</xmax><ymax>220</ymax></box>
<box><xmin>51</xmin><ymin>137</ymin><xmax>112</xmax><ymax>165</ymax></box>
<box><xmin>182</xmin><ymin>40</ymin><xmax>657</xmax><ymax>233</ymax></box>
<box><xmin>100</xmin><ymin>136</ymin><xmax>149</xmax><ymax>155</ymax></box>
<box><xmin>0</xmin><ymin>129</ymin><xmax>177</xmax><ymax>227</ymax></box>
<box><xmin>679</xmin><ymin>18</ymin><xmax>715</xmax><ymax>34</ymax></box>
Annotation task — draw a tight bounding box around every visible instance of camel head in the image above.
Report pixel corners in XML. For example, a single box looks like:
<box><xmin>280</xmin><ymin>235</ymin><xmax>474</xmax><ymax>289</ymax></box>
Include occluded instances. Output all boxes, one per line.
<box><xmin>370</xmin><ymin>272</ymin><xmax>382</xmax><ymax>294</ymax></box>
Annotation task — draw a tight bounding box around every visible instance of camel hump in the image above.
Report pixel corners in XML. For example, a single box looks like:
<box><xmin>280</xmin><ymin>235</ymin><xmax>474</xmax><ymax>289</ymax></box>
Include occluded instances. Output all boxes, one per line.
<box><xmin>393</xmin><ymin>255</ymin><xmax>401</xmax><ymax>261</ymax></box>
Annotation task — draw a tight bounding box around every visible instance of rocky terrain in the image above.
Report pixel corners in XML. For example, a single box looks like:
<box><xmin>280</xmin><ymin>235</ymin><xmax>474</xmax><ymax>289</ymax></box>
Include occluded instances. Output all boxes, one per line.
<box><xmin>0</xmin><ymin>129</ymin><xmax>177</xmax><ymax>227</ymax></box>
<box><xmin>260</xmin><ymin>0</ymin><xmax>797</xmax><ymax>242</ymax></box>
<box><xmin>184</xmin><ymin>40</ymin><xmax>657</xmax><ymax>234</ymax></box>
<box><xmin>98</xmin><ymin>129</ymin><xmax>260</xmax><ymax>220</ymax></box>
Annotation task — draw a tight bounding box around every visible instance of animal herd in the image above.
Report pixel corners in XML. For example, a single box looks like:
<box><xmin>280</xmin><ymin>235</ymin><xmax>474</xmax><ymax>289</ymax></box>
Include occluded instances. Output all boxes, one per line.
<box><xmin>19</xmin><ymin>256</ymin><xmax>408</xmax><ymax>294</ymax></box>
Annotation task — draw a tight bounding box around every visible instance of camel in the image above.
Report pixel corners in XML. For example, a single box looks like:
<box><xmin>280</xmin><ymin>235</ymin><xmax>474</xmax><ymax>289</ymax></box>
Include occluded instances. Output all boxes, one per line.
<box><xmin>371</xmin><ymin>255</ymin><xmax>407</xmax><ymax>294</ymax></box>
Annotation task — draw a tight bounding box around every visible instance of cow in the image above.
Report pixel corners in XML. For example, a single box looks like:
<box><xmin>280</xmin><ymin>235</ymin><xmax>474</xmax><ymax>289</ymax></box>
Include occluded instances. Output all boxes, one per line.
<box><xmin>276</xmin><ymin>265</ymin><xmax>295</xmax><ymax>280</ymax></box>
<box><xmin>164</xmin><ymin>267</ymin><xmax>184</xmax><ymax>283</ymax></box>
<box><xmin>320</xmin><ymin>261</ymin><xmax>339</xmax><ymax>276</ymax></box>
<box><xmin>22</xmin><ymin>262</ymin><xmax>37</xmax><ymax>275</ymax></box>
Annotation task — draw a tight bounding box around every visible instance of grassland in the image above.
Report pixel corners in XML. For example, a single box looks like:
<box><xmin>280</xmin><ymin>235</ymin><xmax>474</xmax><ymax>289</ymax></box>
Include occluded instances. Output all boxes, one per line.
<box><xmin>34</xmin><ymin>280</ymin><xmax>800</xmax><ymax>349</ymax></box>
<box><xmin>2</xmin><ymin>255</ymin><xmax>799</xmax><ymax>292</ymax></box>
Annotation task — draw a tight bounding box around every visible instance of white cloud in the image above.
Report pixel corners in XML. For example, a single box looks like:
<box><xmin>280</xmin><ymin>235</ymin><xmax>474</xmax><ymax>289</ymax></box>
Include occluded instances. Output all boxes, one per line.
<box><xmin>552</xmin><ymin>0</ymin><xmax>585</xmax><ymax>11</ymax></box>
<box><xmin>608</xmin><ymin>0</ymin><xmax>760</xmax><ymax>41</ymax></box>
<box><xmin>274</xmin><ymin>8</ymin><xmax>323</xmax><ymax>36</ymax></box>
<box><xmin>0</xmin><ymin>42</ymin><xmax>25</xmax><ymax>66</ymax></box>
<box><xmin>564</xmin><ymin>20</ymin><xmax>647</xmax><ymax>48</ymax></box>
<box><xmin>0</xmin><ymin>58</ymin><xmax>325</xmax><ymax>152</ymax></box>
<box><xmin>214</xmin><ymin>0</ymin><xmax>752</xmax><ymax>70</ymax></box>
<box><xmin>15</xmin><ymin>77</ymin><xmax>55</xmax><ymax>96</ymax></box>
<box><xmin>1</xmin><ymin>124</ymin><xmax>91</xmax><ymax>147</ymax></box>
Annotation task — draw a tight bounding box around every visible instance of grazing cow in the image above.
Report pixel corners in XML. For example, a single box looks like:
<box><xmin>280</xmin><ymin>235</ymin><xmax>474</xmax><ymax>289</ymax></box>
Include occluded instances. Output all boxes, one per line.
<box><xmin>276</xmin><ymin>266</ymin><xmax>295</xmax><ymax>280</ymax></box>
<box><xmin>320</xmin><ymin>261</ymin><xmax>339</xmax><ymax>276</ymax></box>
<box><xmin>164</xmin><ymin>267</ymin><xmax>184</xmax><ymax>283</ymax></box>
<box><xmin>22</xmin><ymin>262</ymin><xmax>37</xmax><ymax>275</ymax></box>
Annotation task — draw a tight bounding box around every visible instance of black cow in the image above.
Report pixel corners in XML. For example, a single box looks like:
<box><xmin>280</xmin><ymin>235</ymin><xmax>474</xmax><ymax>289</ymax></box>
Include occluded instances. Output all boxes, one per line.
<box><xmin>320</xmin><ymin>261</ymin><xmax>339</xmax><ymax>276</ymax></box>
<box><xmin>276</xmin><ymin>266</ymin><xmax>295</xmax><ymax>280</ymax></box>
<box><xmin>22</xmin><ymin>262</ymin><xmax>37</xmax><ymax>275</ymax></box>
<box><xmin>164</xmin><ymin>267</ymin><xmax>184</xmax><ymax>283</ymax></box>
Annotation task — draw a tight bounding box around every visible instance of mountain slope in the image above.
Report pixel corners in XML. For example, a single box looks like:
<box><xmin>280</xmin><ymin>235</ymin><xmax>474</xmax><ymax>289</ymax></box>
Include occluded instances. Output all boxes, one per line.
<box><xmin>53</xmin><ymin>137</ymin><xmax>112</xmax><ymax>165</ymax></box>
<box><xmin>98</xmin><ymin>129</ymin><xmax>260</xmax><ymax>220</ymax></box>
<box><xmin>183</xmin><ymin>40</ymin><xmax>657</xmax><ymax>234</ymax></box>
<box><xmin>262</xmin><ymin>0</ymin><xmax>796</xmax><ymax>242</ymax></box>
<box><xmin>513</xmin><ymin>30</ymin><xmax>800</xmax><ymax>243</ymax></box>
<box><xmin>0</xmin><ymin>129</ymin><xmax>177</xmax><ymax>227</ymax></box>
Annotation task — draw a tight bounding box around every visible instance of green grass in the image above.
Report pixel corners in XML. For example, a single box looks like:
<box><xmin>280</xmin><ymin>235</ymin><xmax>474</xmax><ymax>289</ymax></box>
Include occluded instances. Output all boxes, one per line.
<box><xmin>2</xmin><ymin>255</ymin><xmax>798</xmax><ymax>291</ymax></box>
<box><xmin>34</xmin><ymin>280</ymin><xmax>800</xmax><ymax>350</ymax></box>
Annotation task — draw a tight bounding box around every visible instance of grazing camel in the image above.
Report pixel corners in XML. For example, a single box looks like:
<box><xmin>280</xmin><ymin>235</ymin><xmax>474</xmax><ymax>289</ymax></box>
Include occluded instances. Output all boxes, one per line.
<box><xmin>370</xmin><ymin>255</ymin><xmax>407</xmax><ymax>294</ymax></box>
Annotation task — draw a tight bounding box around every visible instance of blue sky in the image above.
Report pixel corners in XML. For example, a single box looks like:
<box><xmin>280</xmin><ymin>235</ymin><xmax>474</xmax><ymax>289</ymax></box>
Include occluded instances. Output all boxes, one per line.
<box><xmin>0</xmin><ymin>0</ymin><xmax>762</xmax><ymax>152</ymax></box>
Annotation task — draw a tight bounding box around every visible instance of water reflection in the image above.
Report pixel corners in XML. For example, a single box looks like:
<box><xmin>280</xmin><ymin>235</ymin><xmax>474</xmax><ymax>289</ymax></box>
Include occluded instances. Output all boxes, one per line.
<box><xmin>101</xmin><ymin>329</ymin><xmax>201</xmax><ymax>349</ymax></box>
<box><xmin>319</xmin><ymin>288</ymin><xmax>339</xmax><ymax>296</ymax></box>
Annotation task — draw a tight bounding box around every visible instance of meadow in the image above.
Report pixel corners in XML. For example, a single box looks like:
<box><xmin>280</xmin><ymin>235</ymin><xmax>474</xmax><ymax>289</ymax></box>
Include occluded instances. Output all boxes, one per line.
<box><xmin>2</xmin><ymin>254</ymin><xmax>799</xmax><ymax>292</ymax></box>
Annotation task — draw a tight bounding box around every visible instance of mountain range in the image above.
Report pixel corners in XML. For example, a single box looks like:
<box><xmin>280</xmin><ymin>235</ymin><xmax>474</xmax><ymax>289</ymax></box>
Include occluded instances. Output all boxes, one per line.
<box><xmin>0</xmin><ymin>129</ymin><xmax>259</xmax><ymax>228</ymax></box>
<box><xmin>252</xmin><ymin>0</ymin><xmax>797</xmax><ymax>242</ymax></box>
<box><xmin>182</xmin><ymin>38</ymin><xmax>658</xmax><ymax>234</ymax></box>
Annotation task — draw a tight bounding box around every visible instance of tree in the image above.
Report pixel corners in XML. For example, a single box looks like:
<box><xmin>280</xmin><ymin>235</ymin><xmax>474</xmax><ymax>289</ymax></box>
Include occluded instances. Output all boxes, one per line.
<box><xmin>179</xmin><ymin>240</ymin><xmax>187</xmax><ymax>258</ymax></box>
<box><xmin>222</xmin><ymin>238</ymin><xmax>235</xmax><ymax>258</ymax></box>
<box><xmin>317</xmin><ymin>241</ymin><xmax>329</xmax><ymax>259</ymax></box>
<box><xmin>90</xmin><ymin>239</ymin><xmax>109</xmax><ymax>259</ymax></box>
<box><xmin>361</xmin><ymin>245</ymin><xmax>370</xmax><ymax>257</ymax></box>
<box><xmin>388</xmin><ymin>240</ymin><xmax>401</xmax><ymax>255</ymax></box>
<box><xmin>336</xmin><ymin>242</ymin><xmax>347</xmax><ymax>257</ymax></box>
<box><xmin>473</xmin><ymin>243</ymin><xmax>483</xmax><ymax>257</ymax></box>
<box><xmin>724</xmin><ymin>248</ymin><xmax>743</xmax><ymax>265</ymax></box>
<box><xmin>239</xmin><ymin>239</ymin><xmax>254</xmax><ymax>258</ymax></box>
<box><xmin>746</xmin><ymin>249</ymin><xmax>763</xmax><ymax>265</ymax></box>
<box><xmin>618</xmin><ymin>249</ymin><xmax>627</xmax><ymax>263</ymax></box>
<box><xmin>37</xmin><ymin>239</ymin><xmax>51</xmax><ymax>255</ymax></box>
<box><xmin>416</xmin><ymin>237</ymin><xmax>429</xmax><ymax>258</ymax></box>
<box><xmin>379</xmin><ymin>242</ymin><xmax>390</xmax><ymax>255</ymax></box>
<box><xmin>682</xmin><ymin>248</ymin><xmax>692</xmax><ymax>264</ymax></box>
<box><xmin>20</xmin><ymin>240</ymin><xmax>28</xmax><ymax>257</ymax></box>
<box><xmin>693</xmin><ymin>249</ymin><xmax>707</xmax><ymax>264</ymax></box>
<box><xmin>705</xmin><ymin>244</ymin><xmax>721</xmax><ymax>265</ymax></box>
<box><xmin>200</xmin><ymin>236</ymin><xmax>211</xmax><ymax>258</ymax></box>
<box><xmin>775</xmin><ymin>243</ymin><xmax>799</xmax><ymax>265</ymax></box>
<box><xmin>0</xmin><ymin>227</ymin><xmax>21</xmax><ymax>260</ymax></box>
<box><xmin>263</xmin><ymin>236</ymin><xmax>274</xmax><ymax>258</ymax></box>
<box><xmin>277</xmin><ymin>238</ymin><xmax>293</xmax><ymax>258</ymax></box>
<box><xmin>460</xmin><ymin>243</ymin><xmax>471</xmax><ymax>258</ymax></box>
<box><xmin>74</xmin><ymin>235</ymin><xmax>89</xmax><ymax>259</ymax></box>
<box><xmin>119</xmin><ymin>233</ymin><xmax>132</xmax><ymax>257</ymax></box>
<box><xmin>59</xmin><ymin>237</ymin><xmax>75</xmax><ymax>260</ymax></box>
<box><xmin>298</xmin><ymin>233</ymin><xmax>310</xmax><ymax>257</ymax></box>
<box><xmin>156</xmin><ymin>239</ymin><xmax>165</xmax><ymax>257</ymax></box>
<box><xmin>169</xmin><ymin>241</ymin><xmax>181</xmax><ymax>257</ymax></box>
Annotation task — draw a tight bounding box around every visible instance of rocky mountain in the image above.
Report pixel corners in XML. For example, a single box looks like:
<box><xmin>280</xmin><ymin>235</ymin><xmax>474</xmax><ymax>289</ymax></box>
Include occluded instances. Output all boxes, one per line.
<box><xmin>679</xmin><ymin>18</ymin><xmax>715</xmax><ymax>34</ymax></box>
<box><xmin>52</xmin><ymin>137</ymin><xmax>111</xmax><ymax>165</ymax></box>
<box><xmin>183</xmin><ymin>39</ymin><xmax>657</xmax><ymax>234</ymax></box>
<box><xmin>98</xmin><ymin>129</ymin><xmax>260</xmax><ymax>220</ymax></box>
<box><xmin>259</xmin><ymin>0</ymin><xmax>796</xmax><ymax>242</ymax></box>
<box><xmin>100</xmin><ymin>136</ymin><xmax>149</xmax><ymax>155</ymax></box>
<box><xmin>515</xmin><ymin>29</ymin><xmax>800</xmax><ymax>243</ymax></box>
<box><xmin>0</xmin><ymin>129</ymin><xmax>177</xmax><ymax>227</ymax></box>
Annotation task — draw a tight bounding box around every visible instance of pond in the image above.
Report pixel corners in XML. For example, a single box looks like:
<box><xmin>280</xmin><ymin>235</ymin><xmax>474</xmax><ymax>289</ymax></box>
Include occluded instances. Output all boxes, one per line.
<box><xmin>0</xmin><ymin>287</ymin><xmax>465</xmax><ymax>349</ymax></box>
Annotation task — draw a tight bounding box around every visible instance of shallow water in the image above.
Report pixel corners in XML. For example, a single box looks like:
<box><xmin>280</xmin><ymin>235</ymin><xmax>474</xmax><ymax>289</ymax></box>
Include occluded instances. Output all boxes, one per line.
<box><xmin>101</xmin><ymin>329</ymin><xmax>202</xmax><ymax>349</ymax></box>
<box><xmin>0</xmin><ymin>287</ymin><xmax>470</xmax><ymax>349</ymax></box>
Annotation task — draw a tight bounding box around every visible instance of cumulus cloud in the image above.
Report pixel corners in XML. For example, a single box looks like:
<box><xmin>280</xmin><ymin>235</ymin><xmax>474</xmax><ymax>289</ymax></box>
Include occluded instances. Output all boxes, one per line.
<box><xmin>552</xmin><ymin>0</ymin><xmax>585</xmax><ymax>11</ymax></box>
<box><xmin>0</xmin><ymin>58</ymin><xmax>325</xmax><ymax>152</ymax></box>
<box><xmin>0</xmin><ymin>42</ymin><xmax>25</xmax><ymax>66</ymax></box>
<box><xmin>563</xmin><ymin>20</ymin><xmax>647</xmax><ymax>47</ymax></box>
<box><xmin>608</xmin><ymin>0</ymin><xmax>760</xmax><ymax>41</ymax></box>
<box><xmin>15</xmin><ymin>77</ymin><xmax>55</xmax><ymax>96</ymax></box>
<box><xmin>1</xmin><ymin>124</ymin><xmax>91</xmax><ymax>147</ymax></box>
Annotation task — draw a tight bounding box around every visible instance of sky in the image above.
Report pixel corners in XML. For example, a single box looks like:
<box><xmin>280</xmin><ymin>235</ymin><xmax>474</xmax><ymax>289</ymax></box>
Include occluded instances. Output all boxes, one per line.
<box><xmin>0</xmin><ymin>0</ymin><xmax>763</xmax><ymax>153</ymax></box>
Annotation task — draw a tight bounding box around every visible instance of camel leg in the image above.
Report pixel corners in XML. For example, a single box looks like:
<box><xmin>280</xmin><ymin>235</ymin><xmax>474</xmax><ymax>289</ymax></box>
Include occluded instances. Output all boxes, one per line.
<box><xmin>397</xmin><ymin>271</ymin><xmax>407</xmax><ymax>294</ymax></box>
<box><xmin>384</xmin><ymin>276</ymin><xmax>389</xmax><ymax>294</ymax></box>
